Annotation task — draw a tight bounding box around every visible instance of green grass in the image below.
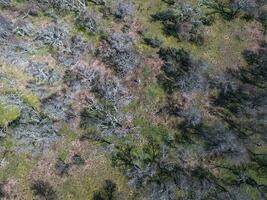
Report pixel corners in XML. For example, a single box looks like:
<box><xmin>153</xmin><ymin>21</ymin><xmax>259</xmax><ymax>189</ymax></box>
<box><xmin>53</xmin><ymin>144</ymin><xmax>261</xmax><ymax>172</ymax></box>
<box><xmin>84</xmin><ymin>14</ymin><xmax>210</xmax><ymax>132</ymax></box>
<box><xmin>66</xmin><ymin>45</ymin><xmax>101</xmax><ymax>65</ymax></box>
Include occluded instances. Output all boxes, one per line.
<box><xmin>0</xmin><ymin>103</ymin><xmax>21</xmax><ymax>127</ymax></box>
<box><xmin>20</xmin><ymin>91</ymin><xmax>41</xmax><ymax>111</ymax></box>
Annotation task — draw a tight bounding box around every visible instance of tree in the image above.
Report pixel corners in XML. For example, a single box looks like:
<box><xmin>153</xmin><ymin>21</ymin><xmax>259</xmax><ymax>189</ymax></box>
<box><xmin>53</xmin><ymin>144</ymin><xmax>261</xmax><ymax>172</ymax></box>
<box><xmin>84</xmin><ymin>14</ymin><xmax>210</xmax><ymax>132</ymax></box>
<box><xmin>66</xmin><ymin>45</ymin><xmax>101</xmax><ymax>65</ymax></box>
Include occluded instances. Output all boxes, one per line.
<box><xmin>76</xmin><ymin>10</ymin><xmax>102</xmax><ymax>34</ymax></box>
<box><xmin>97</xmin><ymin>32</ymin><xmax>139</xmax><ymax>75</ymax></box>
<box><xmin>111</xmin><ymin>0</ymin><xmax>135</xmax><ymax>21</ymax></box>
<box><xmin>200</xmin><ymin>0</ymin><xmax>247</xmax><ymax>20</ymax></box>
<box><xmin>152</xmin><ymin>3</ymin><xmax>205</xmax><ymax>44</ymax></box>
<box><xmin>157</xmin><ymin>47</ymin><xmax>209</xmax><ymax>93</ymax></box>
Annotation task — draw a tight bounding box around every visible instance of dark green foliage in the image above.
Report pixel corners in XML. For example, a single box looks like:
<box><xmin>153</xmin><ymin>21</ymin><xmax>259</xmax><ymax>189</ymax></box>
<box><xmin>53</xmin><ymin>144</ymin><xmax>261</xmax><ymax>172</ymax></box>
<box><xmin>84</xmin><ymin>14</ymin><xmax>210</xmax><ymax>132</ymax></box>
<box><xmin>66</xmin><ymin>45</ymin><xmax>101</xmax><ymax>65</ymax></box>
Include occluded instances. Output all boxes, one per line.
<box><xmin>71</xmin><ymin>154</ymin><xmax>85</xmax><ymax>165</ymax></box>
<box><xmin>258</xmin><ymin>10</ymin><xmax>267</xmax><ymax>30</ymax></box>
<box><xmin>157</xmin><ymin>47</ymin><xmax>208</xmax><ymax>93</ymax></box>
<box><xmin>143</xmin><ymin>37</ymin><xmax>162</xmax><ymax>48</ymax></box>
<box><xmin>109</xmin><ymin>123</ymin><xmax>243</xmax><ymax>199</ymax></box>
<box><xmin>152</xmin><ymin>3</ymin><xmax>204</xmax><ymax>44</ymax></box>
<box><xmin>0</xmin><ymin>1</ymin><xmax>266</xmax><ymax>199</ymax></box>
<box><xmin>93</xmin><ymin>180</ymin><xmax>118</xmax><ymax>200</ymax></box>
<box><xmin>200</xmin><ymin>0</ymin><xmax>245</xmax><ymax>20</ymax></box>
<box><xmin>214</xmin><ymin>42</ymin><xmax>267</xmax><ymax>138</ymax></box>
<box><xmin>241</xmin><ymin>42</ymin><xmax>267</xmax><ymax>88</ymax></box>
<box><xmin>157</xmin><ymin>47</ymin><xmax>192</xmax><ymax>93</ymax></box>
<box><xmin>0</xmin><ymin>183</ymin><xmax>6</xmax><ymax>198</ymax></box>
<box><xmin>80</xmin><ymin>100</ymin><xmax>121</xmax><ymax>130</ymax></box>
<box><xmin>76</xmin><ymin>10</ymin><xmax>102</xmax><ymax>34</ymax></box>
<box><xmin>208</xmin><ymin>43</ymin><xmax>267</xmax><ymax>199</ymax></box>
<box><xmin>55</xmin><ymin>159</ymin><xmax>70</xmax><ymax>176</ymax></box>
<box><xmin>201</xmin><ymin>0</ymin><xmax>267</xmax><ymax>28</ymax></box>
<box><xmin>88</xmin><ymin>0</ymin><xmax>106</xmax><ymax>5</ymax></box>
<box><xmin>31</xmin><ymin>180</ymin><xmax>57</xmax><ymax>200</ymax></box>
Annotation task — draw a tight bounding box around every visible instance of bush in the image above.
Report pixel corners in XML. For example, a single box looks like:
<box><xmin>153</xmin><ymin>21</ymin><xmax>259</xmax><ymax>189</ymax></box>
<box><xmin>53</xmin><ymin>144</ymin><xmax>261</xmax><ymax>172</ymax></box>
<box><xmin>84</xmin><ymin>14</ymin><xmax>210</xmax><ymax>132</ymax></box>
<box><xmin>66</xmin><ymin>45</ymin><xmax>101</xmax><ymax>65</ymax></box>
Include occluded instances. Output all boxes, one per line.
<box><xmin>143</xmin><ymin>36</ymin><xmax>162</xmax><ymax>48</ymax></box>
<box><xmin>35</xmin><ymin>23</ymin><xmax>69</xmax><ymax>48</ymax></box>
<box><xmin>56</xmin><ymin>35</ymin><xmax>90</xmax><ymax>66</ymax></box>
<box><xmin>24</xmin><ymin>62</ymin><xmax>61</xmax><ymax>85</ymax></box>
<box><xmin>211</xmin><ymin>43</ymin><xmax>267</xmax><ymax>168</ymax></box>
<box><xmin>152</xmin><ymin>3</ymin><xmax>204</xmax><ymax>44</ymax></box>
<box><xmin>93</xmin><ymin>179</ymin><xmax>118</xmax><ymax>200</ymax></box>
<box><xmin>41</xmin><ymin>92</ymin><xmax>74</xmax><ymax>121</ymax></box>
<box><xmin>92</xmin><ymin>76</ymin><xmax>128</xmax><ymax>105</ymax></box>
<box><xmin>63</xmin><ymin>65</ymin><xmax>100</xmax><ymax>91</ymax></box>
<box><xmin>0</xmin><ymin>15</ymin><xmax>12</xmax><ymax>41</ymax></box>
<box><xmin>80</xmin><ymin>98</ymin><xmax>122</xmax><ymax>130</ymax></box>
<box><xmin>47</xmin><ymin>0</ymin><xmax>86</xmax><ymax>11</ymax></box>
<box><xmin>258</xmin><ymin>10</ymin><xmax>267</xmax><ymax>30</ymax></box>
<box><xmin>97</xmin><ymin>32</ymin><xmax>139</xmax><ymax>75</ymax></box>
<box><xmin>76</xmin><ymin>10</ymin><xmax>102</xmax><ymax>34</ymax></box>
<box><xmin>13</xmin><ymin>20</ymin><xmax>35</xmax><ymax>37</ymax></box>
<box><xmin>200</xmin><ymin>0</ymin><xmax>247</xmax><ymax>20</ymax></box>
<box><xmin>111</xmin><ymin>0</ymin><xmax>135</xmax><ymax>21</ymax></box>
<box><xmin>157</xmin><ymin>47</ymin><xmax>209</xmax><ymax>93</ymax></box>
<box><xmin>0</xmin><ymin>183</ymin><xmax>6</xmax><ymax>198</ymax></box>
<box><xmin>88</xmin><ymin>0</ymin><xmax>107</xmax><ymax>5</ymax></box>
<box><xmin>31</xmin><ymin>180</ymin><xmax>57</xmax><ymax>200</ymax></box>
<box><xmin>0</xmin><ymin>0</ymin><xmax>9</xmax><ymax>8</ymax></box>
<box><xmin>71</xmin><ymin>154</ymin><xmax>85</xmax><ymax>165</ymax></box>
<box><xmin>55</xmin><ymin>159</ymin><xmax>70</xmax><ymax>176</ymax></box>
<box><xmin>241</xmin><ymin>42</ymin><xmax>267</xmax><ymax>88</ymax></box>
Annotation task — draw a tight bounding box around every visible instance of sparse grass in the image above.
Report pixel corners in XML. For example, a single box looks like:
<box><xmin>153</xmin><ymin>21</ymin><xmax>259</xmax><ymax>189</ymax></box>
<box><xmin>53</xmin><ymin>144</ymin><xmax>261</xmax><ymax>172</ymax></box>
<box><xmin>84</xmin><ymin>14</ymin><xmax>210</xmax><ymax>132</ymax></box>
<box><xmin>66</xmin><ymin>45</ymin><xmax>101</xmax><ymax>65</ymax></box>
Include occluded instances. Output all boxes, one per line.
<box><xmin>56</xmin><ymin>157</ymin><xmax>130</xmax><ymax>199</ymax></box>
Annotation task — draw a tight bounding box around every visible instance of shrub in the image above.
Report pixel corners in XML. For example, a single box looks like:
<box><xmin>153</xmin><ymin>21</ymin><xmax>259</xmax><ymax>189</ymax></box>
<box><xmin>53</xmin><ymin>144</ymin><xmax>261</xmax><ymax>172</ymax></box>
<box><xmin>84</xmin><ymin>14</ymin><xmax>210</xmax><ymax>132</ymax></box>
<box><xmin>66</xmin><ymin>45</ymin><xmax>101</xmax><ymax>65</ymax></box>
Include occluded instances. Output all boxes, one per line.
<box><xmin>157</xmin><ymin>47</ymin><xmax>209</xmax><ymax>93</ymax></box>
<box><xmin>0</xmin><ymin>0</ymin><xmax>9</xmax><ymax>8</ymax></box>
<box><xmin>31</xmin><ymin>180</ymin><xmax>57</xmax><ymax>200</ymax></box>
<box><xmin>24</xmin><ymin>62</ymin><xmax>61</xmax><ymax>85</ymax></box>
<box><xmin>97</xmin><ymin>32</ymin><xmax>139</xmax><ymax>75</ymax></box>
<box><xmin>71</xmin><ymin>154</ymin><xmax>85</xmax><ymax>165</ymax></box>
<box><xmin>0</xmin><ymin>15</ymin><xmax>12</xmax><ymax>41</ymax></box>
<box><xmin>41</xmin><ymin>92</ymin><xmax>74</xmax><ymax>121</ymax></box>
<box><xmin>211</xmin><ymin>43</ymin><xmax>267</xmax><ymax>169</ymax></box>
<box><xmin>92</xmin><ymin>77</ymin><xmax>128</xmax><ymax>105</ymax></box>
<box><xmin>143</xmin><ymin>36</ymin><xmax>162</xmax><ymax>48</ymax></box>
<box><xmin>152</xmin><ymin>3</ymin><xmax>204</xmax><ymax>44</ymax></box>
<box><xmin>241</xmin><ymin>42</ymin><xmax>267</xmax><ymax>88</ymax></box>
<box><xmin>258</xmin><ymin>10</ymin><xmax>267</xmax><ymax>30</ymax></box>
<box><xmin>12</xmin><ymin>19</ymin><xmax>35</xmax><ymax>37</ymax></box>
<box><xmin>80</xmin><ymin>98</ymin><xmax>122</xmax><ymax>130</ymax></box>
<box><xmin>93</xmin><ymin>179</ymin><xmax>118</xmax><ymax>200</ymax></box>
<box><xmin>0</xmin><ymin>183</ymin><xmax>6</xmax><ymax>198</ymax></box>
<box><xmin>55</xmin><ymin>159</ymin><xmax>70</xmax><ymax>176</ymax></box>
<box><xmin>47</xmin><ymin>0</ymin><xmax>86</xmax><ymax>11</ymax></box>
<box><xmin>35</xmin><ymin>23</ymin><xmax>69</xmax><ymax>48</ymax></box>
<box><xmin>76</xmin><ymin>10</ymin><xmax>102</xmax><ymax>34</ymax></box>
<box><xmin>63</xmin><ymin>64</ymin><xmax>100</xmax><ymax>88</ymax></box>
<box><xmin>111</xmin><ymin>0</ymin><xmax>135</xmax><ymax>21</ymax></box>
<box><xmin>200</xmin><ymin>0</ymin><xmax>247</xmax><ymax>20</ymax></box>
<box><xmin>88</xmin><ymin>0</ymin><xmax>107</xmax><ymax>5</ymax></box>
<box><xmin>56</xmin><ymin>35</ymin><xmax>90</xmax><ymax>66</ymax></box>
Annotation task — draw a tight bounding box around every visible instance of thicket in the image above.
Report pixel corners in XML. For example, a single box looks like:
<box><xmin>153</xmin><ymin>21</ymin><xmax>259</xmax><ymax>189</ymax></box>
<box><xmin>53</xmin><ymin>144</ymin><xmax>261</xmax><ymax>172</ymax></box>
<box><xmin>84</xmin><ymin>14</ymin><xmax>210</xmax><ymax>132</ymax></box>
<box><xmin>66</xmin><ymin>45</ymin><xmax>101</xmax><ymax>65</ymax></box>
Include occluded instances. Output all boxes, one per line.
<box><xmin>97</xmin><ymin>32</ymin><xmax>139</xmax><ymax>75</ymax></box>
<box><xmin>0</xmin><ymin>0</ymin><xmax>266</xmax><ymax>199</ymax></box>
<box><xmin>152</xmin><ymin>3</ymin><xmax>206</xmax><ymax>44</ymax></box>
<box><xmin>31</xmin><ymin>180</ymin><xmax>57</xmax><ymax>200</ymax></box>
<box><xmin>200</xmin><ymin>0</ymin><xmax>267</xmax><ymax>29</ymax></box>
<box><xmin>157</xmin><ymin>47</ymin><xmax>209</xmax><ymax>93</ymax></box>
